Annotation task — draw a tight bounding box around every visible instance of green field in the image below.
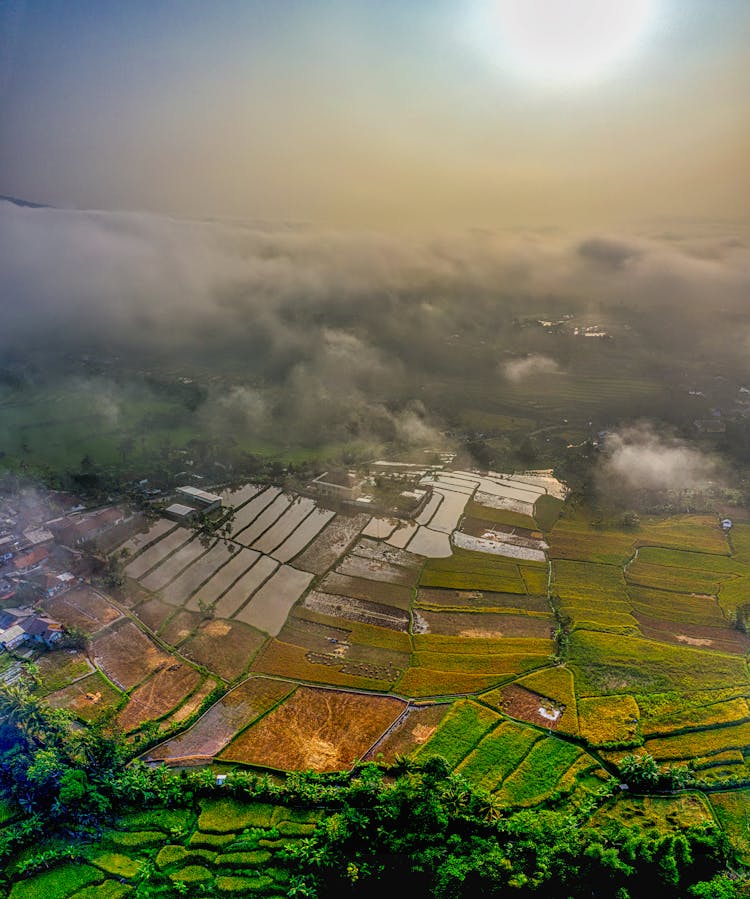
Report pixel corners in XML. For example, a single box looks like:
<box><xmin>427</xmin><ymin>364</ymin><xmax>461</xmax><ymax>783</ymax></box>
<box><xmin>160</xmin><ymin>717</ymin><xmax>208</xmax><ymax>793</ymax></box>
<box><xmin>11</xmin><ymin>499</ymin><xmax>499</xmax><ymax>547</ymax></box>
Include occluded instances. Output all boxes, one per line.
<box><xmin>456</xmin><ymin>720</ymin><xmax>541</xmax><ymax>791</ymax></box>
<box><xmin>413</xmin><ymin>699</ymin><xmax>500</xmax><ymax>766</ymax></box>
<box><xmin>495</xmin><ymin>737</ymin><xmax>584</xmax><ymax>806</ymax></box>
<box><xmin>568</xmin><ymin>630</ymin><xmax>750</xmax><ymax>696</ymax></box>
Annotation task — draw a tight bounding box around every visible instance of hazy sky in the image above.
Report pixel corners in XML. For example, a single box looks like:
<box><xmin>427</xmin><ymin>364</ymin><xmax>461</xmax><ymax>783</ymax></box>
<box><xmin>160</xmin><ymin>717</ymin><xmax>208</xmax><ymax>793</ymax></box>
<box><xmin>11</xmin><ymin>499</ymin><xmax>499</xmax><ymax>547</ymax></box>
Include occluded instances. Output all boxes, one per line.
<box><xmin>1</xmin><ymin>0</ymin><xmax>748</xmax><ymax>229</ymax></box>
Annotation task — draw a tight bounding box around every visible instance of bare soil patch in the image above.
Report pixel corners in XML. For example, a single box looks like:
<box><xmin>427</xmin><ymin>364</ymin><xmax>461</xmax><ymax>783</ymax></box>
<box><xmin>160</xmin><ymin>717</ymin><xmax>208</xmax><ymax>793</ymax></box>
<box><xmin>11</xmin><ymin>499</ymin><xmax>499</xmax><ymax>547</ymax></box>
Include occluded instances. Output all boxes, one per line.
<box><xmin>498</xmin><ymin>684</ymin><xmax>563</xmax><ymax>730</ymax></box>
<box><xmin>116</xmin><ymin>661</ymin><xmax>202</xmax><ymax>732</ymax></box>
<box><xmin>44</xmin><ymin>587</ymin><xmax>121</xmax><ymax>634</ymax></box>
<box><xmin>219</xmin><ymin>686</ymin><xmax>406</xmax><ymax>772</ymax></box>
<box><xmin>91</xmin><ymin>620</ymin><xmax>174</xmax><ymax>690</ymax></box>
<box><xmin>180</xmin><ymin>618</ymin><xmax>267</xmax><ymax>682</ymax></box>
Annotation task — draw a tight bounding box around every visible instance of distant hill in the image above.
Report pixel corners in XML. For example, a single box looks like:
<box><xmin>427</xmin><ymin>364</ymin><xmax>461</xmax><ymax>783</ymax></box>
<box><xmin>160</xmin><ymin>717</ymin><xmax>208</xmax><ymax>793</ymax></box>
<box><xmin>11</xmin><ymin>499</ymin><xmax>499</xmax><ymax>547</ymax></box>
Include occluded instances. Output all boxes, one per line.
<box><xmin>0</xmin><ymin>194</ymin><xmax>50</xmax><ymax>208</ymax></box>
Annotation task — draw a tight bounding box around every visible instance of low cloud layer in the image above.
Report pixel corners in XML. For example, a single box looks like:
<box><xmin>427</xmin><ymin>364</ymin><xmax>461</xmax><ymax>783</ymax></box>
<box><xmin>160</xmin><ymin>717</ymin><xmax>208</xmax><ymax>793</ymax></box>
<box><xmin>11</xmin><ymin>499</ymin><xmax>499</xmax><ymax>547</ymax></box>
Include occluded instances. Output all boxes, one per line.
<box><xmin>2</xmin><ymin>200</ymin><xmax>750</xmax><ymax>454</ymax></box>
<box><xmin>503</xmin><ymin>354</ymin><xmax>560</xmax><ymax>383</ymax></box>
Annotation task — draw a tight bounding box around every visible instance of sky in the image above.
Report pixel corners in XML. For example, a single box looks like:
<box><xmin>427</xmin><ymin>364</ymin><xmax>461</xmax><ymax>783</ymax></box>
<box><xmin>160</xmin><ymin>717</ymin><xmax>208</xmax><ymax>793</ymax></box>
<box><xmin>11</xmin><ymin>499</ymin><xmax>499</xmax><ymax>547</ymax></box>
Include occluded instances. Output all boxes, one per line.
<box><xmin>0</xmin><ymin>0</ymin><xmax>749</xmax><ymax>230</ymax></box>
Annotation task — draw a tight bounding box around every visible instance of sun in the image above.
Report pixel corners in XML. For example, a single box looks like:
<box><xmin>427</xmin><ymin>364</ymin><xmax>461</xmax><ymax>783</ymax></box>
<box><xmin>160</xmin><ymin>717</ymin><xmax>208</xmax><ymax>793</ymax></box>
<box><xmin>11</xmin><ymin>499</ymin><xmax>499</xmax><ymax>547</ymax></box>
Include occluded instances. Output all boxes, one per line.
<box><xmin>487</xmin><ymin>0</ymin><xmax>654</xmax><ymax>84</ymax></box>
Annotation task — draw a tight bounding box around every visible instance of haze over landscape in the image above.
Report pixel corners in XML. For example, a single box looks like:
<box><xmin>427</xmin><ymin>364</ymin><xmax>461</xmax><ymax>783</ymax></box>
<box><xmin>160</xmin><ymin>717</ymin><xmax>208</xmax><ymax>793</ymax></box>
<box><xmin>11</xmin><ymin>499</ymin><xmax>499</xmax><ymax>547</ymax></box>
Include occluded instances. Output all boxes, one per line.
<box><xmin>1</xmin><ymin>2</ymin><xmax>750</xmax><ymax>898</ymax></box>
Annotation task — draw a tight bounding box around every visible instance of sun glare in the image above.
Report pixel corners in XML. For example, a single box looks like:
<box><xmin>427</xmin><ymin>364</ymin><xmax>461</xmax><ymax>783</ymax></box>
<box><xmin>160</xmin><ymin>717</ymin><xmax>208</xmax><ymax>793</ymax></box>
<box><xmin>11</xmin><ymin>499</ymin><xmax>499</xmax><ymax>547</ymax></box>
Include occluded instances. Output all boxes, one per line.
<box><xmin>488</xmin><ymin>0</ymin><xmax>654</xmax><ymax>84</ymax></box>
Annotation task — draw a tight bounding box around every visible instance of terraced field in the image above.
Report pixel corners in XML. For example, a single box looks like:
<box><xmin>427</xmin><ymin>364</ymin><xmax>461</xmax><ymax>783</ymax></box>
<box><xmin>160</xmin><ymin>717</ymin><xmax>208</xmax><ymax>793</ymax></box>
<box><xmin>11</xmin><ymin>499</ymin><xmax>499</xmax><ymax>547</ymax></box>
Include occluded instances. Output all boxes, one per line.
<box><xmin>6</xmin><ymin>800</ymin><xmax>322</xmax><ymax>899</ymax></box>
<box><xmin>33</xmin><ymin>468</ymin><xmax>746</xmax><ymax>866</ymax></box>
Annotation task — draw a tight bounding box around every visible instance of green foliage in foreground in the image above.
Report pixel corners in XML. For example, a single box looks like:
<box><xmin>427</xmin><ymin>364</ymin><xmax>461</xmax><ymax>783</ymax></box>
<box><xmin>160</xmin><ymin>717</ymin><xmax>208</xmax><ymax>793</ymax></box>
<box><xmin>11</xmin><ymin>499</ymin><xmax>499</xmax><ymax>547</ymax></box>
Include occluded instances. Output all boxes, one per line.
<box><xmin>0</xmin><ymin>759</ymin><xmax>746</xmax><ymax>899</ymax></box>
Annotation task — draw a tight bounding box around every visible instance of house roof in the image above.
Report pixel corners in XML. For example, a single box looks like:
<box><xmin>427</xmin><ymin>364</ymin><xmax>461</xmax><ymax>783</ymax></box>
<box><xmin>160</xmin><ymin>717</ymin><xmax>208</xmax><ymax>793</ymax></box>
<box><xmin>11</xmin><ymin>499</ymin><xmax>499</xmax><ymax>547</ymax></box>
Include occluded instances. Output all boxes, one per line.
<box><xmin>22</xmin><ymin>616</ymin><xmax>62</xmax><ymax>637</ymax></box>
<box><xmin>12</xmin><ymin>545</ymin><xmax>48</xmax><ymax>570</ymax></box>
<box><xmin>0</xmin><ymin>624</ymin><xmax>27</xmax><ymax>643</ymax></box>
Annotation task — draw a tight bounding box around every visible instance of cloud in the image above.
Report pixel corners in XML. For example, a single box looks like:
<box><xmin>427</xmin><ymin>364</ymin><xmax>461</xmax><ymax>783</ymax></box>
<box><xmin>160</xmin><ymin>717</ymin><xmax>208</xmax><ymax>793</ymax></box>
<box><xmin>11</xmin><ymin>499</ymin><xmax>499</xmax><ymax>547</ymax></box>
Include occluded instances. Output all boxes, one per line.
<box><xmin>3</xmin><ymin>200</ymin><xmax>750</xmax><ymax>457</ymax></box>
<box><xmin>578</xmin><ymin>236</ymin><xmax>643</xmax><ymax>269</ymax></box>
<box><xmin>502</xmin><ymin>354</ymin><xmax>560</xmax><ymax>383</ymax></box>
<box><xmin>599</xmin><ymin>423</ymin><xmax>722</xmax><ymax>494</ymax></box>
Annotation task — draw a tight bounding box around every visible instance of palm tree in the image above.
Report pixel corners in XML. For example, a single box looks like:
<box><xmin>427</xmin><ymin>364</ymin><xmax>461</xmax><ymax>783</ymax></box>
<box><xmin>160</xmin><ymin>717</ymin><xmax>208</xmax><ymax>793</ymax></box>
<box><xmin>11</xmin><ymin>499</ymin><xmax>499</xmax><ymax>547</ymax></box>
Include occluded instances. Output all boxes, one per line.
<box><xmin>0</xmin><ymin>684</ymin><xmax>60</xmax><ymax>748</ymax></box>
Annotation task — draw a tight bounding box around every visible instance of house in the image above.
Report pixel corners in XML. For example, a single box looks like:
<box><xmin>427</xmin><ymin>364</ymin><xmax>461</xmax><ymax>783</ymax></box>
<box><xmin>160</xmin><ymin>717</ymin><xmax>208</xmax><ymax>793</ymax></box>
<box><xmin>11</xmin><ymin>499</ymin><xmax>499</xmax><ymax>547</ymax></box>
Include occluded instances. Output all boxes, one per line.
<box><xmin>175</xmin><ymin>486</ymin><xmax>222</xmax><ymax>514</ymax></box>
<box><xmin>21</xmin><ymin>616</ymin><xmax>64</xmax><ymax>646</ymax></box>
<box><xmin>0</xmin><ymin>624</ymin><xmax>28</xmax><ymax>651</ymax></box>
<box><xmin>48</xmin><ymin>507</ymin><xmax>128</xmax><ymax>548</ymax></box>
<box><xmin>12</xmin><ymin>545</ymin><xmax>49</xmax><ymax>573</ymax></box>
<box><xmin>164</xmin><ymin>503</ymin><xmax>198</xmax><ymax>523</ymax></box>
<box><xmin>22</xmin><ymin>527</ymin><xmax>54</xmax><ymax>547</ymax></box>
<box><xmin>309</xmin><ymin>471</ymin><xmax>364</xmax><ymax>501</ymax></box>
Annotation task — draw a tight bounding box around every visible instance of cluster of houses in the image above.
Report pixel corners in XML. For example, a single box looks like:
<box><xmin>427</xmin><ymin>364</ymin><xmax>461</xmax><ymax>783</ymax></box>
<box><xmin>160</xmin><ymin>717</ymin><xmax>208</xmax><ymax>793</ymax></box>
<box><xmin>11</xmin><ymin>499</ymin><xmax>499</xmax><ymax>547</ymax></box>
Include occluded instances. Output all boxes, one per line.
<box><xmin>0</xmin><ymin>606</ymin><xmax>64</xmax><ymax>652</ymax></box>
<box><xmin>0</xmin><ymin>487</ymin><xmax>139</xmax><ymax>655</ymax></box>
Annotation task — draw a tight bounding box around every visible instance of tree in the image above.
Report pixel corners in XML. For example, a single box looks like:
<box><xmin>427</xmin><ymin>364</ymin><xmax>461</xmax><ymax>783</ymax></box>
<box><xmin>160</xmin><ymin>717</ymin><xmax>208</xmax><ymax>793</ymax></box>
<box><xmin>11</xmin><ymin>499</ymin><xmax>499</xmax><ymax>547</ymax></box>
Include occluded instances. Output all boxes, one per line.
<box><xmin>619</xmin><ymin>753</ymin><xmax>660</xmax><ymax>789</ymax></box>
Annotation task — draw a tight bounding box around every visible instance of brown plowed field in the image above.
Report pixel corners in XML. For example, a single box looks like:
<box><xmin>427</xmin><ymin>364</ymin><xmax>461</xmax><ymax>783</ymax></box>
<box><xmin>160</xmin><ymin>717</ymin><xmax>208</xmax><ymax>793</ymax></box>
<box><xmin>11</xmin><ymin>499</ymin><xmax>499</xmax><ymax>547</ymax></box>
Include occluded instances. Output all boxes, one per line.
<box><xmin>497</xmin><ymin>683</ymin><xmax>563</xmax><ymax>730</ymax></box>
<box><xmin>147</xmin><ymin>676</ymin><xmax>295</xmax><ymax>761</ymax></box>
<box><xmin>321</xmin><ymin>572</ymin><xmax>413</xmax><ymax>609</ymax></box>
<box><xmin>303</xmin><ymin>590</ymin><xmax>410</xmax><ymax>631</ymax></box>
<box><xmin>116</xmin><ymin>661</ymin><xmax>202</xmax><ymax>732</ymax></box>
<box><xmin>363</xmin><ymin>703</ymin><xmax>452</xmax><ymax>763</ymax></box>
<box><xmin>44</xmin><ymin>587</ymin><xmax>121</xmax><ymax>633</ymax></box>
<box><xmin>180</xmin><ymin>618</ymin><xmax>267</xmax><ymax>682</ymax></box>
<box><xmin>634</xmin><ymin>612</ymin><xmax>750</xmax><ymax>655</ymax></box>
<box><xmin>91</xmin><ymin>620</ymin><xmax>174</xmax><ymax>690</ymax></box>
<box><xmin>219</xmin><ymin>686</ymin><xmax>407</xmax><ymax>772</ymax></box>
<box><xmin>416</xmin><ymin>588</ymin><xmax>549</xmax><ymax>613</ymax></box>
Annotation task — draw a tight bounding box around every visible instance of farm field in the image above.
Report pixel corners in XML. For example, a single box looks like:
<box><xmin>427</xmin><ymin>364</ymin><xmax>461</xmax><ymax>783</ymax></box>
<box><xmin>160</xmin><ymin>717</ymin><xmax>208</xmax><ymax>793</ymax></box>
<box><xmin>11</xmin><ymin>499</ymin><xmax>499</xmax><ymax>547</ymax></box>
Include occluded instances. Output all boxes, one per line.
<box><xmin>78</xmin><ymin>467</ymin><xmax>750</xmax><ymax>860</ymax></box>
<box><xmin>115</xmin><ymin>662</ymin><xmax>203</xmax><ymax>733</ymax></box>
<box><xmin>213</xmin><ymin>554</ymin><xmax>277</xmax><ymax>619</ymax></box>
<box><xmin>43</xmin><ymin>586</ymin><xmax>122</xmax><ymax>634</ymax></box>
<box><xmin>139</xmin><ymin>538</ymin><xmax>209</xmax><ymax>593</ymax></box>
<box><xmin>364</xmin><ymin>702</ymin><xmax>452</xmax><ymax>763</ymax></box>
<box><xmin>180</xmin><ymin>618</ymin><xmax>267</xmax><ymax>683</ymax></box>
<box><xmin>293</xmin><ymin>512</ymin><xmax>369</xmax><ymax>573</ymax></box>
<box><xmin>147</xmin><ymin>676</ymin><xmax>296</xmax><ymax>762</ymax></box>
<box><xmin>709</xmin><ymin>790</ymin><xmax>750</xmax><ymax>862</ymax></box>
<box><xmin>2</xmin><ymin>797</ymin><xmax>322</xmax><ymax>898</ymax></box>
<box><xmin>232</xmin><ymin>564</ymin><xmax>313</xmax><ymax>634</ymax></box>
<box><xmin>162</xmin><ymin>540</ymin><xmax>239</xmax><ymax>607</ymax></box>
<box><xmin>271</xmin><ymin>506</ymin><xmax>335</xmax><ymax>562</ymax></box>
<box><xmin>47</xmin><ymin>671</ymin><xmax>124</xmax><ymax>722</ymax></box>
<box><xmin>250</xmin><ymin>496</ymin><xmax>316</xmax><ymax>555</ymax></box>
<box><xmin>123</xmin><ymin>526</ymin><xmax>193</xmax><ymax>580</ymax></box>
<box><xmin>219</xmin><ymin>686</ymin><xmax>407</xmax><ymax>772</ymax></box>
<box><xmin>228</xmin><ymin>487</ymin><xmax>281</xmax><ymax>538</ymax></box>
<box><xmin>91</xmin><ymin>621</ymin><xmax>175</xmax><ymax>690</ymax></box>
